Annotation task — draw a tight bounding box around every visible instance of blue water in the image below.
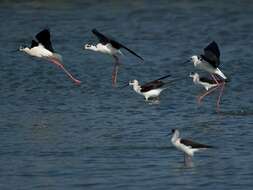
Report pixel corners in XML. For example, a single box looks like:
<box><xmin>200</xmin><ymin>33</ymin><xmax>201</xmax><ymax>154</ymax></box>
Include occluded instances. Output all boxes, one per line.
<box><xmin>1</xmin><ymin>0</ymin><xmax>253</xmax><ymax>189</ymax></box>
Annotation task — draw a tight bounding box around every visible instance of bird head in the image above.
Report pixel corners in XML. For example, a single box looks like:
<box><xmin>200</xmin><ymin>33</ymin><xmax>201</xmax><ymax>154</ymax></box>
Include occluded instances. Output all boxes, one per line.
<box><xmin>19</xmin><ymin>46</ymin><xmax>29</xmax><ymax>53</ymax></box>
<box><xmin>171</xmin><ymin>128</ymin><xmax>178</xmax><ymax>134</ymax></box>
<box><xmin>191</xmin><ymin>55</ymin><xmax>199</xmax><ymax>65</ymax></box>
<box><xmin>189</xmin><ymin>72</ymin><xmax>199</xmax><ymax>78</ymax></box>
<box><xmin>189</xmin><ymin>72</ymin><xmax>200</xmax><ymax>83</ymax></box>
<box><xmin>84</xmin><ymin>44</ymin><xmax>97</xmax><ymax>51</ymax></box>
<box><xmin>84</xmin><ymin>44</ymin><xmax>91</xmax><ymax>49</ymax></box>
<box><xmin>171</xmin><ymin>128</ymin><xmax>180</xmax><ymax>141</ymax></box>
<box><xmin>129</xmin><ymin>80</ymin><xmax>139</xmax><ymax>86</ymax></box>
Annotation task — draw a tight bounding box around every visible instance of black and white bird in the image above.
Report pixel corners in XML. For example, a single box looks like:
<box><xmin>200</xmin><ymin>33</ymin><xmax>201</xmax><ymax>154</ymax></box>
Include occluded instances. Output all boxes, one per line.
<box><xmin>189</xmin><ymin>72</ymin><xmax>218</xmax><ymax>91</ymax></box>
<box><xmin>191</xmin><ymin>41</ymin><xmax>227</xmax><ymax>82</ymax></box>
<box><xmin>19</xmin><ymin>29</ymin><xmax>81</xmax><ymax>84</ymax></box>
<box><xmin>170</xmin><ymin>129</ymin><xmax>213</xmax><ymax>166</ymax></box>
<box><xmin>84</xmin><ymin>29</ymin><xmax>144</xmax><ymax>86</ymax></box>
<box><xmin>189</xmin><ymin>72</ymin><xmax>223</xmax><ymax>105</ymax></box>
<box><xmin>190</xmin><ymin>41</ymin><xmax>228</xmax><ymax>110</ymax></box>
<box><xmin>124</xmin><ymin>74</ymin><xmax>176</xmax><ymax>101</ymax></box>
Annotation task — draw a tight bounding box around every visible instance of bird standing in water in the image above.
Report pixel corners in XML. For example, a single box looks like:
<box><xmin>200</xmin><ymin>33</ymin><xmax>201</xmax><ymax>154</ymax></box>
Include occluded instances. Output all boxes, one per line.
<box><xmin>170</xmin><ymin>128</ymin><xmax>213</xmax><ymax>167</ymax></box>
<box><xmin>190</xmin><ymin>41</ymin><xmax>228</xmax><ymax>110</ymax></box>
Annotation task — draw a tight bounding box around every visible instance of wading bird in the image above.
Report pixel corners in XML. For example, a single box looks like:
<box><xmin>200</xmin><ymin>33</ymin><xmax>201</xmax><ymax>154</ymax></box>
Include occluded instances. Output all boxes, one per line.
<box><xmin>122</xmin><ymin>74</ymin><xmax>181</xmax><ymax>101</ymax></box>
<box><xmin>189</xmin><ymin>41</ymin><xmax>228</xmax><ymax>110</ymax></box>
<box><xmin>189</xmin><ymin>72</ymin><xmax>226</xmax><ymax>106</ymax></box>
<box><xmin>170</xmin><ymin>128</ymin><xmax>213</xmax><ymax>167</ymax></box>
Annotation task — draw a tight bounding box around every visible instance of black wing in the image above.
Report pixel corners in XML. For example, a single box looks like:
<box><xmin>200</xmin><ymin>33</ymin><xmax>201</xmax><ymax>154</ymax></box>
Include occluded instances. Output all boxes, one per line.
<box><xmin>30</xmin><ymin>40</ymin><xmax>39</xmax><ymax>48</ymax></box>
<box><xmin>140</xmin><ymin>74</ymin><xmax>171</xmax><ymax>92</ymax></box>
<box><xmin>140</xmin><ymin>80</ymin><xmax>165</xmax><ymax>92</ymax></box>
<box><xmin>92</xmin><ymin>29</ymin><xmax>144</xmax><ymax>61</ymax></box>
<box><xmin>35</xmin><ymin>29</ymin><xmax>54</xmax><ymax>52</ymax></box>
<box><xmin>199</xmin><ymin>76</ymin><xmax>216</xmax><ymax>84</ymax></box>
<box><xmin>111</xmin><ymin>39</ymin><xmax>144</xmax><ymax>61</ymax></box>
<box><xmin>155</xmin><ymin>74</ymin><xmax>171</xmax><ymax>81</ymax></box>
<box><xmin>181</xmin><ymin>138</ymin><xmax>213</xmax><ymax>149</ymax></box>
<box><xmin>201</xmin><ymin>41</ymin><xmax>220</xmax><ymax>68</ymax></box>
<box><xmin>92</xmin><ymin>29</ymin><xmax>110</xmax><ymax>45</ymax></box>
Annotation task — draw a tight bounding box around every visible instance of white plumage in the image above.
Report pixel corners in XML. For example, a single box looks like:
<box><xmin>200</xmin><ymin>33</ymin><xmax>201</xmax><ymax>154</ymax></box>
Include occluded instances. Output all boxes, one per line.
<box><xmin>19</xmin><ymin>29</ymin><xmax>80</xmax><ymax>84</ymax></box>
<box><xmin>189</xmin><ymin>73</ymin><xmax>218</xmax><ymax>91</ymax></box>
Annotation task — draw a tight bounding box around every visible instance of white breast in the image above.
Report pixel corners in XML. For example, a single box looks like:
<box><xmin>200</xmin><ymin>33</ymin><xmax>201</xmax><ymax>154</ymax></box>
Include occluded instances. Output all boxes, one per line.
<box><xmin>142</xmin><ymin>89</ymin><xmax>163</xmax><ymax>98</ymax></box>
<box><xmin>172</xmin><ymin>139</ymin><xmax>195</xmax><ymax>157</ymax></box>
<box><xmin>28</xmin><ymin>44</ymin><xmax>53</xmax><ymax>58</ymax></box>
<box><xmin>97</xmin><ymin>43</ymin><xmax>119</xmax><ymax>55</ymax></box>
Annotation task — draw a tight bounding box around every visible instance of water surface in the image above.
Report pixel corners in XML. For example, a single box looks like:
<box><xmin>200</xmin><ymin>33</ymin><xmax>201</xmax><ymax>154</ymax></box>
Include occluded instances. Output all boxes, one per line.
<box><xmin>0</xmin><ymin>0</ymin><xmax>253</xmax><ymax>189</ymax></box>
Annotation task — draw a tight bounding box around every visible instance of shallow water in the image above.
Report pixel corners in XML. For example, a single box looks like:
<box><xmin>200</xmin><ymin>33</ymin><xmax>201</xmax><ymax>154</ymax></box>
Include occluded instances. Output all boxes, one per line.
<box><xmin>0</xmin><ymin>0</ymin><xmax>253</xmax><ymax>189</ymax></box>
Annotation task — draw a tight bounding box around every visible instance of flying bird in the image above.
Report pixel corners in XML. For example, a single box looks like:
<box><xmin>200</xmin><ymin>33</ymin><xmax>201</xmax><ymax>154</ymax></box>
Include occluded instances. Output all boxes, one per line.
<box><xmin>19</xmin><ymin>29</ymin><xmax>81</xmax><ymax>84</ymax></box>
<box><xmin>84</xmin><ymin>29</ymin><xmax>144</xmax><ymax>86</ymax></box>
<box><xmin>191</xmin><ymin>41</ymin><xmax>227</xmax><ymax>81</ymax></box>
<box><xmin>189</xmin><ymin>41</ymin><xmax>228</xmax><ymax>110</ymax></box>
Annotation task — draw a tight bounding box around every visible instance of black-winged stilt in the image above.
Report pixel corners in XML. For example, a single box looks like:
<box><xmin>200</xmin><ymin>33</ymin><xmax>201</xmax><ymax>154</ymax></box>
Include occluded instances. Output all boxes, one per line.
<box><xmin>19</xmin><ymin>29</ymin><xmax>81</xmax><ymax>84</ymax></box>
<box><xmin>190</xmin><ymin>72</ymin><xmax>219</xmax><ymax>91</ymax></box>
<box><xmin>170</xmin><ymin>129</ymin><xmax>213</xmax><ymax>167</ymax></box>
<box><xmin>189</xmin><ymin>72</ymin><xmax>222</xmax><ymax>105</ymax></box>
<box><xmin>190</xmin><ymin>41</ymin><xmax>228</xmax><ymax>110</ymax></box>
<box><xmin>122</xmin><ymin>74</ymin><xmax>180</xmax><ymax>101</ymax></box>
<box><xmin>191</xmin><ymin>41</ymin><xmax>227</xmax><ymax>80</ymax></box>
<box><xmin>84</xmin><ymin>29</ymin><xmax>144</xmax><ymax>87</ymax></box>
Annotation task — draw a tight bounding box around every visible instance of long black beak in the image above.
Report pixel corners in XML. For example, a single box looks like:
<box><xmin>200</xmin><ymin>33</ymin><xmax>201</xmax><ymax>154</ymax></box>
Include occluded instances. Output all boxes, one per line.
<box><xmin>189</xmin><ymin>72</ymin><xmax>195</xmax><ymax>77</ymax></box>
<box><xmin>156</xmin><ymin>74</ymin><xmax>171</xmax><ymax>81</ymax></box>
<box><xmin>119</xmin><ymin>83</ymin><xmax>129</xmax><ymax>89</ymax></box>
<box><xmin>182</xmin><ymin>59</ymin><xmax>191</xmax><ymax>64</ymax></box>
<box><xmin>10</xmin><ymin>48</ymin><xmax>19</xmax><ymax>53</ymax></box>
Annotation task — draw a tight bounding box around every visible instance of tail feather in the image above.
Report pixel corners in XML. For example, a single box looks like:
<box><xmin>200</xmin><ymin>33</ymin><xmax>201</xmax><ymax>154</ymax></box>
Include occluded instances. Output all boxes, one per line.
<box><xmin>163</xmin><ymin>77</ymin><xmax>186</xmax><ymax>85</ymax></box>
<box><xmin>161</xmin><ymin>77</ymin><xmax>186</xmax><ymax>89</ymax></box>
<box><xmin>215</xmin><ymin>68</ymin><xmax>227</xmax><ymax>79</ymax></box>
<box><xmin>52</xmin><ymin>53</ymin><xmax>63</xmax><ymax>62</ymax></box>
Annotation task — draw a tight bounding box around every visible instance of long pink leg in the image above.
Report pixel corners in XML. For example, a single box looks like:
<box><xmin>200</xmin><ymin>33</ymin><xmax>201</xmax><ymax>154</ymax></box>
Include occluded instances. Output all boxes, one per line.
<box><xmin>112</xmin><ymin>63</ymin><xmax>119</xmax><ymax>87</ymax></box>
<box><xmin>50</xmin><ymin>59</ymin><xmax>81</xmax><ymax>85</ymax></box>
<box><xmin>211</xmin><ymin>74</ymin><xmax>220</xmax><ymax>85</ymax></box>
<box><xmin>197</xmin><ymin>85</ymin><xmax>219</xmax><ymax>105</ymax></box>
<box><xmin>211</xmin><ymin>74</ymin><xmax>226</xmax><ymax>111</ymax></box>
<box><xmin>216</xmin><ymin>82</ymin><xmax>225</xmax><ymax>112</ymax></box>
<box><xmin>112</xmin><ymin>56</ymin><xmax>120</xmax><ymax>87</ymax></box>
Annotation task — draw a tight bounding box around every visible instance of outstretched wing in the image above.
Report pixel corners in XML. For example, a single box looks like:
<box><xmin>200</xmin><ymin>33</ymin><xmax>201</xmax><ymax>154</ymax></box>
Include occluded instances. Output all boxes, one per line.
<box><xmin>140</xmin><ymin>80</ymin><xmax>164</xmax><ymax>92</ymax></box>
<box><xmin>201</xmin><ymin>41</ymin><xmax>220</xmax><ymax>68</ymax></box>
<box><xmin>92</xmin><ymin>28</ymin><xmax>144</xmax><ymax>61</ymax></box>
<box><xmin>92</xmin><ymin>29</ymin><xmax>110</xmax><ymax>45</ymax></box>
<box><xmin>35</xmin><ymin>29</ymin><xmax>54</xmax><ymax>52</ymax></box>
<box><xmin>111</xmin><ymin>39</ymin><xmax>144</xmax><ymax>61</ymax></box>
<box><xmin>30</xmin><ymin>40</ymin><xmax>38</xmax><ymax>48</ymax></box>
<box><xmin>181</xmin><ymin>138</ymin><xmax>213</xmax><ymax>149</ymax></box>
